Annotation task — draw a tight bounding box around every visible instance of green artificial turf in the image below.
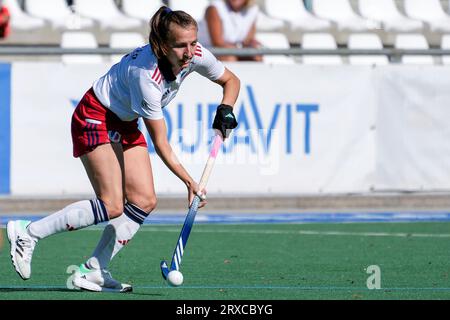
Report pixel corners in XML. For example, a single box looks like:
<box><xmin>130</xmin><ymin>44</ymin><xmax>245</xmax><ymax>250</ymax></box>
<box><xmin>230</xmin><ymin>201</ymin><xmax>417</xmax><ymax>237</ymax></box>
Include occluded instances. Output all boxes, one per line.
<box><xmin>0</xmin><ymin>222</ymin><xmax>449</xmax><ymax>300</ymax></box>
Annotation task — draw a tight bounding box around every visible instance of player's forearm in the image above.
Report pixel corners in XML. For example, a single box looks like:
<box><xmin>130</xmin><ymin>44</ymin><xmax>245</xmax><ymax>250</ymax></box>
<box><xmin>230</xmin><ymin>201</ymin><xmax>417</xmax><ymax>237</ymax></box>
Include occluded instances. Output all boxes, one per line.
<box><xmin>218</xmin><ymin>69</ymin><xmax>240</xmax><ymax>107</ymax></box>
<box><xmin>145</xmin><ymin>118</ymin><xmax>194</xmax><ymax>186</ymax></box>
<box><xmin>154</xmin><ymin>140</ymin><xmax>193</xmax><ymax>187</ymax></box>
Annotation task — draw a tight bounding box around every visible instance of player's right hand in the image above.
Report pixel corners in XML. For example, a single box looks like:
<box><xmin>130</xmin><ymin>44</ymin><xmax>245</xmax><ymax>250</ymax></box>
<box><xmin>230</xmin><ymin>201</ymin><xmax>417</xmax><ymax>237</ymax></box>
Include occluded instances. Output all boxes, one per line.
<box><xmin>187</xmin><ymin>182</ymin><xmax>207</xmax><ymax>209</ymax></box>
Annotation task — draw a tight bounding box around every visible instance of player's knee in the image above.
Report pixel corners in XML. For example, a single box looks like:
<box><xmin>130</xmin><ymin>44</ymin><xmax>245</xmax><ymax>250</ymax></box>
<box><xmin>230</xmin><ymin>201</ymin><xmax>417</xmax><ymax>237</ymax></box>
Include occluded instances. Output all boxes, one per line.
<box><xmin>139</xmin><ymin>197</ymin><xmax>157</xmax><ymax>213</ymax></box>
<box><xmin>103</xmin><ymin>200</ymin><xmax>124</xmax><ymax>219</ymax></box>
<box><xmin>127</xmin><ymin>195</ymin><xmax>157</xmax><ymax>214</ymax></box>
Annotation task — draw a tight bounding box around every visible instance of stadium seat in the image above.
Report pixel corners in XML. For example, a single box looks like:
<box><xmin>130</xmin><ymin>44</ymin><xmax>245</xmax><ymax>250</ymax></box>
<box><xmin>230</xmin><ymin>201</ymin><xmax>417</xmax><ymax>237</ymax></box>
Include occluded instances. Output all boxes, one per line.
<box><xmin>255</xmin><ymin>32</ymin><xmax>295</xmax><ymax>64</ymax></box>
<box><xmin>263</xmin><ymin>0</ymin><xmax>332</xmax><ymax>44</ymax></box>
<box><xmin>73</xmin><ymin>0</ymin><xmax>142</xmax><ymax>31</ymax></box>
<box><xmin>4</xmin><ymin>0</ymin><xmax>46</xmax><ymax>31</ymax></box>
<box><xmin>348</xmin><ymin>33</ymin><xmax>389</xmax><ymax>66</ymax></box>
<box><xmin>255</xmin><ymin>10</ymin><xmax>285</xmax><ymax>33</ymax></box>
<box><xmin>404</xmin><ymin>0</ymin><xmax>450</xmax><ymax>33</ymax></box>
<box><xmin>359</xmin><ymin>0</ymin><xmax>424</xmax><ymax>33</ymax></box>
<box><xmin>301</xmin><ymin>33</ymin><xmax>343</xmax><ymax>65</ymax></box>
<box><xmin>395</xmin><ymin>34</ymin><xmax>434</xmax><ymax>65</ymax></box>
<box><xmin>61</xmin><ymin>31</ymin><xmax>103</xmax><ymax>64</ymax></box>
<box><xmin>24</xmin><ymin>0</ymin><xmax>95</xmax><ymax>31</ymax></box>
<box><xmin>169</xmin><ymin>0</ymin><xmax>210</xmax><ymax>22</ymax></box>
<box><xmin>312</xmin><ymin>0</ymin><xmax>373</xmax><ymax>32</ymax></box>
<box><xmin>109</xmin><ymin>32</ymin><xmax>146</xmax><ymax>64</ymax></box>
<box><xmin>121</xmin><ymin>0</ymin><xmax>163</xmax><ymax>23</ymax></box>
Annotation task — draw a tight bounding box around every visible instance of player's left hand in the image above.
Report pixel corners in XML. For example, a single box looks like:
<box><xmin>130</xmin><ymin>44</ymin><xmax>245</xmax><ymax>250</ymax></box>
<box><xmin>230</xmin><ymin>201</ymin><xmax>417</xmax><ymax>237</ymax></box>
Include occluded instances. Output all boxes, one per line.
<box><xmin>212</xmin><ymin>104</ymin><xmax>238</xmax><ymax>139</ymax></box>
<box><xmin>188</xmin><ymin>182</ymin><xmax>207</xmax><ymax>209</ymax></box>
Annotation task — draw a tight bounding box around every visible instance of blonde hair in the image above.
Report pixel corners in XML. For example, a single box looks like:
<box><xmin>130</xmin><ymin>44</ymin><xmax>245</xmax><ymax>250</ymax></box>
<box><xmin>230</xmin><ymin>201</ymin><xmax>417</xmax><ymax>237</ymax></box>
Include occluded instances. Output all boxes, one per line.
<box><xmin>149</xmin><ymin>6</ymin><xmax>198</xmax><ymax>60</ymax></box>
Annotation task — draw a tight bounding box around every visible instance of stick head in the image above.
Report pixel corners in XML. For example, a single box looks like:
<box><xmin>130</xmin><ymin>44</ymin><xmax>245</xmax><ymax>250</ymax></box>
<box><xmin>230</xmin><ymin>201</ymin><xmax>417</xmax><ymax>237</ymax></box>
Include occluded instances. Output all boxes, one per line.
<box><xmin>160</xmin><ymin>260</ymin><xmax>169</xmax><ymax>280</ymax></box>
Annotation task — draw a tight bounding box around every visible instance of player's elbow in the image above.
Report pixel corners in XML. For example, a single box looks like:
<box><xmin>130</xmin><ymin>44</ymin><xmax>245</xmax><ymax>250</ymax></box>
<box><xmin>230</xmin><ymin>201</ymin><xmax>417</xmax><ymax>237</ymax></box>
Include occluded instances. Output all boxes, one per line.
<box><xmin>221</xmin><ymin>69</ymin><xmax>240</xmax><ymax>89</ymax></box>
<box><xmin>234</xmin><ymin>74</ymin><xmax>241</xmax><ymax>89</ymax></box>
<box><xmin>228</xmin><ymin>72</ymin><xmax>241</xmax><ymax>94</ymax></box>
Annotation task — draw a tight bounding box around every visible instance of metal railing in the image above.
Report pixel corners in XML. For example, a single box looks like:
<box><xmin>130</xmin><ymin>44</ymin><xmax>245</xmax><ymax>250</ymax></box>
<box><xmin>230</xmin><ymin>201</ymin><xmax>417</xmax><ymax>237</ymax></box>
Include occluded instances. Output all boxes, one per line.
<box><xmin>1</xmin><ymin>46</ymin><xmax>450</xmax><ymax>62</ymax></box>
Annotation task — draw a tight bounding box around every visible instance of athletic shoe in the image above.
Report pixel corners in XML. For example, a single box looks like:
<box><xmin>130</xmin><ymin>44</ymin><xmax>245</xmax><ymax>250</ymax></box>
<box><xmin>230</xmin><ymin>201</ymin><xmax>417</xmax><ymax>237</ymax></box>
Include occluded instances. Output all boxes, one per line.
<box><xmin>72</xmin><ymin>263</ymin><xmax>132</xmax><ymax>293</ymax></box>
<box><xmin>7</xmin><ymin>220</ymin><xmax>37</xmax><ymax>280</ymax></box>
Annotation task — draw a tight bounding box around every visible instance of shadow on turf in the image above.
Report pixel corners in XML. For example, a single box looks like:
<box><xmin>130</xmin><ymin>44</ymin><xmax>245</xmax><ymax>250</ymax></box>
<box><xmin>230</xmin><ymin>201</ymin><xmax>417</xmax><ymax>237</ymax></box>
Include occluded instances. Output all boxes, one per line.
<box><xmin>0</xmin><ymin>287</ymin><xmax>75</xmax><ymax>293</ymax></box>
<box><xmin>0</xmin><ymin>287</ymin><xmax>164</xmax><ymax>297</ymax></box>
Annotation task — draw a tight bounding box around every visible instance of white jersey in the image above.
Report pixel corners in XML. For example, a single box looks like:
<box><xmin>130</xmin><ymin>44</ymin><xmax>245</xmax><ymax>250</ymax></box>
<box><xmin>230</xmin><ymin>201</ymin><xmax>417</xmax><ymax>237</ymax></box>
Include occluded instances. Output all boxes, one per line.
<box><xmin>92</xmin><ymin>43</ymin><xmax>225</xmax><ymax>121</ymax></box>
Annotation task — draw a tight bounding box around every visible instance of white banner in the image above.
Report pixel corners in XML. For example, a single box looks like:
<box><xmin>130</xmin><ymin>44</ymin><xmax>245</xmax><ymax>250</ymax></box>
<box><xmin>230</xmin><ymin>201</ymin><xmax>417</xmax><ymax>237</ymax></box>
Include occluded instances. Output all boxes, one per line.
<box><xmin>374</xmin><ymin>66</ymin><xmax>450</xmax><ymax>191</ymax></box>
<box><xmin>11</xmin><ymin>63</ymin><xmax>107</xmax><ymax>195</ymax></box>
<box><xmin>9</xmin><ymin>62</ymin><xmax>450</xmax><ymax>195</ymax></box>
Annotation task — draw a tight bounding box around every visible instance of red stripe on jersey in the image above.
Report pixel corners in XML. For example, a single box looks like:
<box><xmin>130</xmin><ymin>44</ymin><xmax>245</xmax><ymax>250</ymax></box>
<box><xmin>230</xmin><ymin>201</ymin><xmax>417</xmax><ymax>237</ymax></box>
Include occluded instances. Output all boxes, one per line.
<box><xmin>155</xmin><ymin>71</ymin><xmax>162</xmax><ymax>84</ymax></box>
<box><xmin>151</xmin><ymin>68</ymin><xmax>160</xmax><ymax>81</ymax></box>
<box><xmin>195</xmin><ymin>45</ymin><xmax>202</xmax><ymax>56</ymax></box>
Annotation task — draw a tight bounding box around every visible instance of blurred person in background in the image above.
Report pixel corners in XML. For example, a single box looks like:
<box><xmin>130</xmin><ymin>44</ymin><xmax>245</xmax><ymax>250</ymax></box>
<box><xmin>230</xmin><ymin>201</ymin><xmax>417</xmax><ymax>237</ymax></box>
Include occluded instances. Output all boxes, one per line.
<box><xmin>199</xmin><ymin>0</ymin><xmax>262</xmax><ymax>61</ymax></box>
<box><xmin>0</xmin><ymin>0</ymin><xmax>10</xmax><ymax>39</ymax></box>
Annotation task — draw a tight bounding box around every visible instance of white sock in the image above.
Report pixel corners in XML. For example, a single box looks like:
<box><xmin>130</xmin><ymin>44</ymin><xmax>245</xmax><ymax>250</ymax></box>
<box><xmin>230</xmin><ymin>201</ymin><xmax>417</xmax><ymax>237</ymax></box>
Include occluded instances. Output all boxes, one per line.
<box><xmin>27</xmin><ymin>199</ymin><xmax>109</xmax><ymax>240</ymax></box>
<box><xmin>86</xmin><ymin>202</ymin><xmax>149</xmax><ymax>270</ymax></box>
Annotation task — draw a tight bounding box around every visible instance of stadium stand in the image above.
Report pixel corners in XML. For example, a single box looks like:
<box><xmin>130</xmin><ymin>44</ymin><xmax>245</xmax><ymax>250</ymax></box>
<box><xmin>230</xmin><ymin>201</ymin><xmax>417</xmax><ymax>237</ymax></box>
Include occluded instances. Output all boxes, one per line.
<box><xmin>440</xmin><ymin>33</ymin><xmax>450</xmax><ymax>64</ymax></box>
<box><xmin>255</xmin><ymin>9</ymin><xmax>285</xmax><ymax>33</ymax></box>
<box><xmin>169</xmin><ymin>0</ymin><xmax>210</xmax><ymax>22</ymax></box>
<box><xmin>2</xmin><ymin>0</ymin><xmax>50</xmax><ymax>44</ymax></box>
<box><xmin>60</xmin><ymin>31</ymin><xmax>103</xmax><ymax>64</ymax></box>
<box><xmin>2</xmin><ymin>0</ymin><xmax>450</xmax><ymax>65</ymax></box>
<box><xmin>312</xmin><ymin>0</ymin><xmax>385</xmax><ymax>46</ymax></box>
<box><xmin>253</xmin><ymin>0</ymin><xmax>285</xmax><ymax>32</ymax></box>
<box><xmin>24</xmin><ymin>0</ymin><xmax>95</xmax><ymax>31</ymax></box>
<box><xmin>301</xmin><ymin>32</ymin><xmax>343</xmax><ymax>65</ymax></box>
<box><xmin>121</xmin><ymin>0</ymin><xmax>162</xmax><ymax>25</ymax></box>
<box><xmin>359</xmin><ymin>0</ymin><xmax>425</xmax><ymax>46</ymax></box>
<box><xmin>109</xmin><ymin>31</ymin><xmax>145</xmax><ymax>63</ymax></box>
<box><xmin>263</xmin><ymin>0</ymin><xmax>332</xmax><ymax>44</ymax></box>
<box><xmin>312</xmin><ymin>0</ymin><xmax>376</xmax><ymax>34</ymax></box>
<box><xmin>395</xmin><ymin>33</ymin><xmax>435</xmax><ymax>64</ymax></box>
<box><xmin>404</xmin><ymin>0</ymin><xmax>450</xmax><ymax>46</ymax></box>
<box><xmin>348</xmin><ymin>33</ymin><xmax>389</xmax><ymax>65</ymax></box>
<box><xmin>404</xmin><ymin>0</ymin><xmax>450</xmax><ymax>33</ymax></box>
<box><xmin>255</xmin><ymin>31</ymin><xmax>296</xmax><ymax>64</ymax></box>
<box><xmin>72</xmin><ymin>0</ymin><xmax>142</xmax><ymax>45</ymax></box>
<box><xmin>359</xmin><ymin>0</ymin><xmax>424</xmax><ymax>33</ymax></box>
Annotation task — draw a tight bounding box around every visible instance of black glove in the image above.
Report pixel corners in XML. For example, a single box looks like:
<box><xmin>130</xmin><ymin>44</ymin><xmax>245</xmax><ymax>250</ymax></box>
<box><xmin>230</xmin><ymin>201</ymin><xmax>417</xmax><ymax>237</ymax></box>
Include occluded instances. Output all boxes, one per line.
<box><xmin>212</xmin><ymin>104</ymin><xmax>238</xmax><ymax>138</ymax></box>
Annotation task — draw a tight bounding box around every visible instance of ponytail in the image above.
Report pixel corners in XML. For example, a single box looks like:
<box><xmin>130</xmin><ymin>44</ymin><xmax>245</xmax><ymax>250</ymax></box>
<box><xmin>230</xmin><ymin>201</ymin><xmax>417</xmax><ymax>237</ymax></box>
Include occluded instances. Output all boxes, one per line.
<box><xmin>149</xmin><ymin>6</ymin><xmax>198</xmax><ymax>60</ymax></box>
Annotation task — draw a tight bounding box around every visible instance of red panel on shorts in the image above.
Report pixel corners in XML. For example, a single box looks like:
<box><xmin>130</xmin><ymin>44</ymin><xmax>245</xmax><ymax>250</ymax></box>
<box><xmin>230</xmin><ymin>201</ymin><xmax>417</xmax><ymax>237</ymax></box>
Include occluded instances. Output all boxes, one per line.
<box><xmin>71</xmin><ymin>88</ymin><xmax>147</xmax><ymax>158</ymax></box>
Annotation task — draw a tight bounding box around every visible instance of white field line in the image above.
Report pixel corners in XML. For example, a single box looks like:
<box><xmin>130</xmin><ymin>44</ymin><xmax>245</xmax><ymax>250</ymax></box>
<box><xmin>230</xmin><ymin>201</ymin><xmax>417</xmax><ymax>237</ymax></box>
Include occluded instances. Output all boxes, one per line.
<box><xmin>125</xmin><ymin>227</ymin><xmax>450</xmax><ymax>238</ymax></box>
<box><xmin>1</xmin><ymin>284</ymin><xmax>450</xmax><ymax>291</ymax></box>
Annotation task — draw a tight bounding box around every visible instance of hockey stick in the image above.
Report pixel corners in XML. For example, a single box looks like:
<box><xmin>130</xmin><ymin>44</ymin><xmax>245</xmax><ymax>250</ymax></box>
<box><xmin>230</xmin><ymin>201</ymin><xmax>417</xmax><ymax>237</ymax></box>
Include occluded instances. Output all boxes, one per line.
<box><xmin>160</xmin><ymin>133</ymin><xmax>224</xmax><ymax>280</ymax></box>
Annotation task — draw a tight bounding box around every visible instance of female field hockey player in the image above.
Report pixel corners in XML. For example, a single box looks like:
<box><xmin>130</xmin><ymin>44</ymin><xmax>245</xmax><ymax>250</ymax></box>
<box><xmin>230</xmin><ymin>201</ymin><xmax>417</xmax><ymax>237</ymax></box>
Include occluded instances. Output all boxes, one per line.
<box><xmin>7</xmin><ymin>6</ymin><xmax>239</xmax><ymax>293</ymax></box>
